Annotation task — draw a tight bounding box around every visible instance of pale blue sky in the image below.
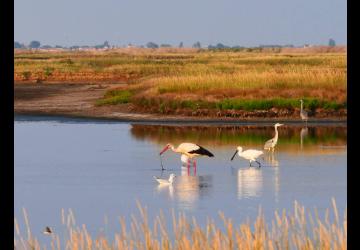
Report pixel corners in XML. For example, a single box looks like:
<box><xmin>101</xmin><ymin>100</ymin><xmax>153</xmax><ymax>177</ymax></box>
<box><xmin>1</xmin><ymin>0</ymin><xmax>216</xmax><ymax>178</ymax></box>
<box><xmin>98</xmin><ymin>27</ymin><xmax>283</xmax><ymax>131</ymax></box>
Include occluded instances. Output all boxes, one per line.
<box><xmin>15</xmin><ymin>0</ymin><xmax>346</xmax><ymax>47</ymax></box>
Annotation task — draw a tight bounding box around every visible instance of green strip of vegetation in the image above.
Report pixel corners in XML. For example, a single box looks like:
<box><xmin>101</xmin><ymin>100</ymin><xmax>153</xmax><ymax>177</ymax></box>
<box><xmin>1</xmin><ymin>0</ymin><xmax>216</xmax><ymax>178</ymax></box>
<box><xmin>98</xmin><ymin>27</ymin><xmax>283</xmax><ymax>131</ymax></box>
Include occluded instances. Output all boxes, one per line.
<box><xmin>99</xmin><ymin>89</ymin><xmax>346</xmax><ymax>112</ymax></box>
<box><xmin>95</xmin><ymin>90</ymin><xmax>132</xmax><ymax>106</ymax></box>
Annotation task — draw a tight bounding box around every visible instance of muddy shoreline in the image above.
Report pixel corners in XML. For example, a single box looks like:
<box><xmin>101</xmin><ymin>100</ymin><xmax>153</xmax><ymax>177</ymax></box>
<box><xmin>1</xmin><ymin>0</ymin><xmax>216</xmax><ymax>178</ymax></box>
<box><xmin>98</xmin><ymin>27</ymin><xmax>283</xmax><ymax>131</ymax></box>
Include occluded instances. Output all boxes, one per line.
<box><xmin>14</xmin><ymin>82</ymin><xmax>347</xmax><ymax>124</ymax></box>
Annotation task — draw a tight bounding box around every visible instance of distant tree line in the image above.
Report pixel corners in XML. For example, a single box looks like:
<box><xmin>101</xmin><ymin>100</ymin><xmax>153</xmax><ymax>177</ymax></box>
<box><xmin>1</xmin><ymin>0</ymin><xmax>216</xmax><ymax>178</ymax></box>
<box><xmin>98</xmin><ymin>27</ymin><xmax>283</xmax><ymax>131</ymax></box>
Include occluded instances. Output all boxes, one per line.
<box><xmin>14</xmin><ymin>39</ymin><xmax>338</xmax><ymax>50</ymax></box>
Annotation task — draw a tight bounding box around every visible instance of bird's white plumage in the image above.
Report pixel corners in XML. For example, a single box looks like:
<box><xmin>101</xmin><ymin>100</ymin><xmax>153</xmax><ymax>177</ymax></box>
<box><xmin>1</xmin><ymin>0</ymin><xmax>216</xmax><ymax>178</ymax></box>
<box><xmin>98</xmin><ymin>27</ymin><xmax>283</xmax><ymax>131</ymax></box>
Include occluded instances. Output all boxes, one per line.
<box><xmin>177</xmin><ymin>143</ymin><xmax>200</xmax><ymax>153</ymax></box>
<box><xmin>239</xmin><ymin>149</ymin><xmax>264</xmax><ymax>161</ymax></box>
<box><xmin>153</xmin><ymin>174</ymin><xmax>176</xmax><ymax>185</ymax></box>
<box><xmin>264</xmin><ymin>138</ymin><xmax>274</xmax><ymax>150</ymax></box>
<box><xmin>181</xmin><ymin>154</ymin><xmax>190</xmax><ymax>164</ymax></box>
<box><xmin>264</xmin><ymin>123</ymin><xmax>283</xmax><ymax>151</ymax></box>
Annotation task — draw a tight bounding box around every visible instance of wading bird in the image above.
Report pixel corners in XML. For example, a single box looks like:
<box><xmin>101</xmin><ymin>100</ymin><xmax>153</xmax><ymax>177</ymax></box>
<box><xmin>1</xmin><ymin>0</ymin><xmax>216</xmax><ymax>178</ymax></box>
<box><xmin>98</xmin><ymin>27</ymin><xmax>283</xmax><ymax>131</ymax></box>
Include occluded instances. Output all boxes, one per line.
<box><xmin>264</xmin><ymin>123</ymin><xmax>284</xmax><ymax>152</ymax></box>
<box><xmin>231</xmin><ymin>146</ymin><xmax>264</xmax><ymax>167</ymax></box>
<box><xmin>153</xmin><ymin>173</ymin><xmax>176</xmax><ymax>185</ymax></box>
<box><xmin>42</xmin><ymin>226</ymin><xmax>53</xmax><ymax>235</ymax></box>
<box><xmin>300</xmin><ymin>99</ymin><xmax>308</xmax><ymax>122</ymax></box>
<box><xmin>159</xmin><ymin>143</ymin><xmax>214</xmax><ymax>173</ymax></box>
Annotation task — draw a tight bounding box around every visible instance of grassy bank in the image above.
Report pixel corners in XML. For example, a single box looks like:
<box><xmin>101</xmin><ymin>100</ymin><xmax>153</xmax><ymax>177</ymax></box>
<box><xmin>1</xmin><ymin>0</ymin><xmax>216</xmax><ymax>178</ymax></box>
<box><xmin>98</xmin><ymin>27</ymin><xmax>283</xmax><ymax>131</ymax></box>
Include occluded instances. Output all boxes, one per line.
<box><xmin>14</xmin><ymin>199</ymin><xmax>346</xmax><ymax>250</ymax></box>
<box><xmin>15</xmin><ymin>48</ymin><xmax>347</xmax><ymax>116</ymax></box>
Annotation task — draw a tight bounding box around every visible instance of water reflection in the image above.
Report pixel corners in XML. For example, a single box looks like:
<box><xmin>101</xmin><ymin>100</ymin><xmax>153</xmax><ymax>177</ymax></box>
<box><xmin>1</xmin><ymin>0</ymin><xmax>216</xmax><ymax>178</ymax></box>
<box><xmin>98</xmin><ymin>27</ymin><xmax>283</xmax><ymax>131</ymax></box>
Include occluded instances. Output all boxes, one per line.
<box><xmin>236</xmin><ymin>168</ymin><xmax>263</xmax><ymax>199</ymax></box>
<box><xmin>174</xmin><ymin>174</ymin><xmax>212</xmax><ymax>210</ymax></box>
<box><xmin>263</xmin><ymin>153</ymin><xmax>279</xmax><ymax>167</ymax></box>
<box><xmin>300</xmin><ymin>127</ymin><xmax>309</xmax><ymax>150</ymax></box>
<box><xmin>156</xmin><ymin>184</ymin><xmax>174</xmax><ymax>200</ymax></box>
<box><xmin>155</xmin><ymin>168</ymin><xmax>213</xmax><ymax>210</ymax></box>
<box><xmin>130</xmin><ymin>124</ymin><xmax>347</xmax><ymax>154</ymax></box>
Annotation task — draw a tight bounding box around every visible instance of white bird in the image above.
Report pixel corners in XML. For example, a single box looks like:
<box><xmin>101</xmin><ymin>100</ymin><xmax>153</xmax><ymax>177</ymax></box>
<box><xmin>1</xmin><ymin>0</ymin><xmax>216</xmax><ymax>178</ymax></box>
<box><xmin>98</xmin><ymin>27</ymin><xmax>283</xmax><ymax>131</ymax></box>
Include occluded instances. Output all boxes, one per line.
<box><xmin>300</xmin><ymin>99</ymin><xmax>308</xmax><ymax>122</ymax></box>
<box><xmin>231</xmin><ymin>146</ymin><xmax>264</xmax><ymax>167</ymax></box>
<box><xmin>159</xmin><ymin>142</ymin><xmax>214</xmax><ymax>169</ymax></box>
<box><xmin>153</xmin><ymin>173</ymin><xmax>176</xmax><ymax>185</ymax></box>
<box><xmin>264</xmin><ymin>123</ymin><xmax>284</xmax><ymax>152</ymax></box>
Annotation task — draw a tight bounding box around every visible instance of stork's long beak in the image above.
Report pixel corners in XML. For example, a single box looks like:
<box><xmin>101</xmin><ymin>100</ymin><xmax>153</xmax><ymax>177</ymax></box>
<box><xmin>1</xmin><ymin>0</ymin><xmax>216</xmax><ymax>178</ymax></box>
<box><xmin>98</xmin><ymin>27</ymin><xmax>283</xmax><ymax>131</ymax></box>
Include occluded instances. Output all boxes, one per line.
<box><xmin>159</xmin><ymin>145</ymin><xmax>170</xmax><ymax>155</ymax></box>
<box><xmin>230</xmin><ymin>150</ymin><xmax>238</xmax><ymax>161</ymax></box>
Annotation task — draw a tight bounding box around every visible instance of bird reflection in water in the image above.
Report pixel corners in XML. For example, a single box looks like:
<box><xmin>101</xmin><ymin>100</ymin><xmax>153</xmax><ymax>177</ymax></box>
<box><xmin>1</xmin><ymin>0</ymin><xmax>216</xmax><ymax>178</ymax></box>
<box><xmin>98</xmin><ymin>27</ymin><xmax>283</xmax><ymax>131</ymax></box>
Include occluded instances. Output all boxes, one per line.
<box><xmin>156</xmin><ymin>183</ymin><xmax>174</xmax><ymax>199</ymax></box>
<box><xmin>174</xmin><ymin>170</ymin><xmax>213</xmax><ymax>210</ymax></box>
<box><xmin>300</xmin><ymin>127</ymin><xmax>308</xmax><ymax>150</ymax></box>
<box><xmin>236</xmin><ymin>167</ymin><xmax>263</xmax><ymax>199</ymax></box>
<box><xmin>263</xmin><ymin>152</ymin><xmax>279</xmax><ymax>167</ymax></box>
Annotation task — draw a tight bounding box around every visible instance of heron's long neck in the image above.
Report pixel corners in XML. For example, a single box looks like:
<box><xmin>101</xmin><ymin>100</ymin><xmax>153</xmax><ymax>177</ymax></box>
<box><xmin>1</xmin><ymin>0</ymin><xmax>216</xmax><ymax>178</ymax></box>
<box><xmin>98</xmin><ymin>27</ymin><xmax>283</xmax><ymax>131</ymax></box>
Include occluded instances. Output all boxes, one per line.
<box><xmin>301</xmin><ymin>102</ymin><xmax>303</xmax><ymax>111</ymax></box>
<box><xmin>274</xmin><ymin>126</ymin><xmax>279</xmax><ymax>140</ymax></box>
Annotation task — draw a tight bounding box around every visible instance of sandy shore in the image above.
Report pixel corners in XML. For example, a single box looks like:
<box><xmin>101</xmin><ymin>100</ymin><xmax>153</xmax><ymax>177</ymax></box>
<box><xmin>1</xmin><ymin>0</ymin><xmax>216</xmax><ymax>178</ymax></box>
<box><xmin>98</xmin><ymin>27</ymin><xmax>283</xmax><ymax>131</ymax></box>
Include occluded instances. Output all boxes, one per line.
<box><xmin>14</xmin><ymin>82</ymin><xmax>347</xmax><ymax>124</ymax></box>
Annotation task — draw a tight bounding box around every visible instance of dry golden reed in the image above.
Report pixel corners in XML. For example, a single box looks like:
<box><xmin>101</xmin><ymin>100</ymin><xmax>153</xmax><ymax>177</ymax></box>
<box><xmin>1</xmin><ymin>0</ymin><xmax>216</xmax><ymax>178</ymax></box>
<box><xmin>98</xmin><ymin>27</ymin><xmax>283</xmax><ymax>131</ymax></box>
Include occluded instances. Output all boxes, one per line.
<box><xmin>14</xmin><ymin>199</ymin><xmax>346</xmax><ymax>250</ymax></box>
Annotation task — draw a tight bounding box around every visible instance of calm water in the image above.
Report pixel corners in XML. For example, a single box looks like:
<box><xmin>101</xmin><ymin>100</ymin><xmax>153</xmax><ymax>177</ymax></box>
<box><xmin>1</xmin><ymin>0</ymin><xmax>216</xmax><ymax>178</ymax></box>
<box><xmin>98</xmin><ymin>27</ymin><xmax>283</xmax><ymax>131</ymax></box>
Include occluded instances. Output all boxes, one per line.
<box><xmin>14</xmin><ymin>115</ymin><xmax>347</xmax><ymax>241</ymax></box>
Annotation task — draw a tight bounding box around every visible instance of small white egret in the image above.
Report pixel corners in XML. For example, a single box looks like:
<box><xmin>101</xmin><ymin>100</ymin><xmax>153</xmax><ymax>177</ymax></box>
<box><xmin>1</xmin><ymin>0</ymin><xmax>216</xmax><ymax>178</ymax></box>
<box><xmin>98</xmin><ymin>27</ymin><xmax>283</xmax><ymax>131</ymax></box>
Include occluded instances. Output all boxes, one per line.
<box><xmin>264</xmin><ymin>123</ymin><xmax>284</xmax><ymax>152</ymax></box>
<box><xmin>231</xmin><ymin>146</ymin><xmax>264</xmax><ymax>167</ymax></box>
<box><xmin>153</xmin><ymin>173</ymin><xmax>176</xmax><ymax>185</ymax></box>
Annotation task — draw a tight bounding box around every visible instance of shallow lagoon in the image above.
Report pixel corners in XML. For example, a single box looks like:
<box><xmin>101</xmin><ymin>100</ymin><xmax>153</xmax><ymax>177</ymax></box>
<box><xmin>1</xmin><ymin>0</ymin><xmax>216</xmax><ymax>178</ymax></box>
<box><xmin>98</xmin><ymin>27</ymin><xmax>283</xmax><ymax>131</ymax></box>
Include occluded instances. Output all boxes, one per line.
<box><xmin>14</xmin><ymin>115</ymin><xmax>346</xmax><ymax>240</ymax></box>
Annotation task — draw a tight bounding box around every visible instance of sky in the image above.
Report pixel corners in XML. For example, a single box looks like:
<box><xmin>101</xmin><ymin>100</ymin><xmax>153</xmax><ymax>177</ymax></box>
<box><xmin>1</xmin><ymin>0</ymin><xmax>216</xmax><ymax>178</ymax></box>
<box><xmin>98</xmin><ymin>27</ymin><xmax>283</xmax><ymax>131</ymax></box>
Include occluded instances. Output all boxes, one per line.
<box><xmin>14</xmin><ymin>0</ymin><xmax>347</xmax><ymax>47</ymax></box>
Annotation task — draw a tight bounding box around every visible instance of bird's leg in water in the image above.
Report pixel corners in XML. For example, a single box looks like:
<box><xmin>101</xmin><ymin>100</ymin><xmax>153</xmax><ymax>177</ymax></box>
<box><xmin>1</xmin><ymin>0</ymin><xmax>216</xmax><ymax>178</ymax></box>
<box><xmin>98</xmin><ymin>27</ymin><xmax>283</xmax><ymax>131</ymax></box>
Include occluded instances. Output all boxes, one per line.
<box><xmin>249</xmin><ymin>161</ymin><xmax>252</xmax><ymax>167</ymax></box>
<box><xmin>187</xmin><ymin>158</ymin><xmax>190</xmax><ymax>176</ymax></box>
<box><xmin>256</xmin><ymin>161</ymin><xmax>262</xmax><ymax>168</ymax></box>
<box><xmin>194</xmin><ymin>159</ymin><xmax>197</xmax><ymax>176</ymax></box>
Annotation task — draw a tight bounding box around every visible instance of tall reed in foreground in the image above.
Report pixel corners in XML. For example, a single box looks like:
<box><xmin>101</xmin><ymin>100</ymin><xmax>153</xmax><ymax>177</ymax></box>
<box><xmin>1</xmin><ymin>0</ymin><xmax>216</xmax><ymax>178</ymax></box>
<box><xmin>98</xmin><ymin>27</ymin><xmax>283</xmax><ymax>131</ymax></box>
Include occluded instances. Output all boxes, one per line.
<box><xmin>14</xmin><ymin>198</ymin><xmax>346</xmax><ymax>250</ymax></box>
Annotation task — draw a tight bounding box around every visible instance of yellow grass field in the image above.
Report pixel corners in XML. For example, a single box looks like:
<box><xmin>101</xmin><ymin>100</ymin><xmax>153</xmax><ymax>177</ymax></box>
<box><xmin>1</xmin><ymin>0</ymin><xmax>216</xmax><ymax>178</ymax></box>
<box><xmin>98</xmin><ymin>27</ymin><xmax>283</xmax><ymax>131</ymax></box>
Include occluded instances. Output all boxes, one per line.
<box><xmin>14</xmin><ymin>47</ymin><xmax>347</xmax><ymax>115</ymax></box>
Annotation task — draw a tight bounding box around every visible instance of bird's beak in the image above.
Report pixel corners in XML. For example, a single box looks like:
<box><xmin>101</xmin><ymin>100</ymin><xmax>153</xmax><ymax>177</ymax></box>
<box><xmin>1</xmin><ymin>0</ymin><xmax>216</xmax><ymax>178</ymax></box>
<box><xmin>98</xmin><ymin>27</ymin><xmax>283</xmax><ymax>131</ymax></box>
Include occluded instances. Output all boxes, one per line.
<box><xmin>230</xmin><ymin>150</ymin><xmax>238</xmax><ymax>161</ymax></box>
<box><xmin>159</xmin><ymin>145</ymin><xmax>170</xmax><ymax>155</ymax></box>
<box><xmin>279</xmin><ymin>124</ymin><xmax>284</xmax><ymax>126</ymax></box>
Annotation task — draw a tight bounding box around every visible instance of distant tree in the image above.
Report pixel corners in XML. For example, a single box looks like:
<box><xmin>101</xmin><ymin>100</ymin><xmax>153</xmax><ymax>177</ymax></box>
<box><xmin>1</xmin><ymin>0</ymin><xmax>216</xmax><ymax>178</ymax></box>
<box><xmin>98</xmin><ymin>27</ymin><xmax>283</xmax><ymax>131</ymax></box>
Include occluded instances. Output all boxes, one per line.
<box><xmin>14</xmin><ymin>41</ymin><xmax>25</xmax><ymax>48</ymax></box>
<box><xmin>328</xmin><ymin>38</ymin><xmax>336</xmax><ymax>47</ymax></box>
<box><xmin>103</xmin><ymin>41</ymin><xmax>110</xmax><ymax>48</ymax></box>
<box><xmin>29</xmin><ymin>40</ymin><xmax>41</xmax><ymax>49</ymax></box>
<box><xmin>216</xmin><ymin>43</ymin><xmax>227</xmax><ymax>49</ymax></box>
<box><xmin>55</xmin><ymin>45</ymin><xmax>63</xmax><ymax>48</ymax></box>
<box><xmin>146</xmin><ymin>42</ymin><xmax>159</xmax><ymax>48</ymax></box>
<box><xmin>179</xmin><ymin>42</ymin><xmax>184</xmax><ymax>48</ymax></box>
<box><xmin>41</xmin><ymin>45</ymin><xmax>52</xmax><ymax>49</ymax></box>
<box><xmin>192</xmin><ymin>41</ymin><xmax>201</xmax><ymax>48</ymax></box>
<box><xmin>160</xmin><ymin>44</ymin><xmax>172</xmax><ymax>48</ymax></box>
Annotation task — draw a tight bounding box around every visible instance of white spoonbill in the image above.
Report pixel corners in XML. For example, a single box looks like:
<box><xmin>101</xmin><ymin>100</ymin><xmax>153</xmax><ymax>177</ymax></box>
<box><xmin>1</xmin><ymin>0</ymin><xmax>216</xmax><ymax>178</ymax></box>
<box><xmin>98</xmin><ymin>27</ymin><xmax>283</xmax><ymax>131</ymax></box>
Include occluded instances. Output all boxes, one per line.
<box><xmin>300</xmin><ymin>99</ymin><xmax>308</xmax><ymax>122</ymax></box>
<box><xmin>159</xmin><ymin>142</ymin><xmax>214</xmax><ymax>170</ymax></box>
<box><xmin>153</xmin><ymin>173</ymin><xmax>176</xmax><ymax>185</ymax></box>
<box><xmin>231</xmin><ymin>146</ymin><xmax>264</xmax><ymax>167</ymax></box>
<box><xmin>264</xmin><ymin>123</ymin><xmax>284</xmax><ymax>152</ymax></box>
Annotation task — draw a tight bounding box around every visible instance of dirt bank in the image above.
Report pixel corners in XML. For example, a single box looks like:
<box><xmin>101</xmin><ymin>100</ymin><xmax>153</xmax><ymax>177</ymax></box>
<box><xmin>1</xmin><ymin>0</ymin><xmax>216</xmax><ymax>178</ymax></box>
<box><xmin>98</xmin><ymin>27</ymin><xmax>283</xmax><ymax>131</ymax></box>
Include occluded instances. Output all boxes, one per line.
<box><xmin>14</xmin><ymin>82</ymin><xmax>347</xmax><ymax>123</ymax></box>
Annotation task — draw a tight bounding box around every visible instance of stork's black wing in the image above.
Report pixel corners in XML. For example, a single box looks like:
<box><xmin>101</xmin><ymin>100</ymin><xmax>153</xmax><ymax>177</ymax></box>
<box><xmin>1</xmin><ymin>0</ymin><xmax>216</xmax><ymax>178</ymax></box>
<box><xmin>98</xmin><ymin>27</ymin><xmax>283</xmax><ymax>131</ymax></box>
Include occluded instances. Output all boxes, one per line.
<box><xmin>189</xmin><ymin>145</ymin><xmax>214</xmax><ymax>157</ymax></box>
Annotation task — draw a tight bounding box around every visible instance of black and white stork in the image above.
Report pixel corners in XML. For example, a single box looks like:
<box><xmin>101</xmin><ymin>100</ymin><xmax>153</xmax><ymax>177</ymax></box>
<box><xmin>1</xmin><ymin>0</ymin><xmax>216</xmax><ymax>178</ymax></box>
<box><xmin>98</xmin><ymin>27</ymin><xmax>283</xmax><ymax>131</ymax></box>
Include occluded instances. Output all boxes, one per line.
<box><xmin>159</xmin><ymin>142</ymin><xmax>214</xmax><ymax>174</ymax></box>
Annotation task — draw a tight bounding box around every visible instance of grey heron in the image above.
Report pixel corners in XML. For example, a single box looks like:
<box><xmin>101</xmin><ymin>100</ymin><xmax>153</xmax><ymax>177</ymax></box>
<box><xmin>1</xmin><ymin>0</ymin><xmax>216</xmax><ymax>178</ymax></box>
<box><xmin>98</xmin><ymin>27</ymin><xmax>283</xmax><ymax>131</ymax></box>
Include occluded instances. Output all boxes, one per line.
<box><xmin>264</xmin><ymin>123</ymin><xmax>284</xmax><ymax>152</ymax></box>
<box><xmin>300</xmin><ymin>99</ymin><xmax>308</xmax><ymax>122</ymax></box>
